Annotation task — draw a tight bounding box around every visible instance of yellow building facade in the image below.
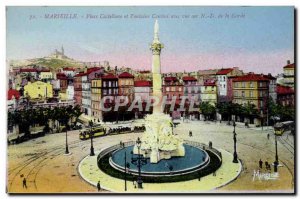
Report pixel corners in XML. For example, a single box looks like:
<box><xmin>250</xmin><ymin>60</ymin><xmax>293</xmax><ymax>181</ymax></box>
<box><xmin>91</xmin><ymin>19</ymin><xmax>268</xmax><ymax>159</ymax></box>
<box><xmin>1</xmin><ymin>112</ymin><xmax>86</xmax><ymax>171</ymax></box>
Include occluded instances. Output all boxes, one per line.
<box><xmin>24</xmin><ymin>81</ymin><xmax>53</xmax><ymax>99</ymax></box>
<box><xmin>200</xmin><ymin>81</ymin><xmax>217</xmax><ymax>106</ymax></box>
<box><xmin>232</xmin><ymin>74</ymin><xmax>269</xmax><ymax>111</ymax></box>
<box><xmin>91</xmin><ymin>79</ymin><xmax>102</xmax><ymax>120</ymax></box>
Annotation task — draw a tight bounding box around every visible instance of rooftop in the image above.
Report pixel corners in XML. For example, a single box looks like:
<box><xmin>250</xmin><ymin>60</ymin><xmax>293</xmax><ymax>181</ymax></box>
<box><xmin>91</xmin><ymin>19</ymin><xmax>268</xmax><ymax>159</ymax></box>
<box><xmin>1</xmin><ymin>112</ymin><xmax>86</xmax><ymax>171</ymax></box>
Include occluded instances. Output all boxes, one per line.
<box><xmin>182</xmin><ymin>76</ymin><xmax>197</xmax><ymax>81</ymax></box>
<box><xmin>102</xmin><ymin>73</ymin><xmax>118</xmax><ymax>80</ymax></box>
<box><xmin>8</xmin><ymin>89</ymin><xmax>20</xmax><ymax>100</ymax></box>
<box><xmin>277</xmin><ymin>84</ymin><xmax>294</xmax><ymax>95</ymax></box>
<box><xmin>232</xmin><ymin>73</ymin><xmax>270</xmax><ymax>82</ymax></box>
<box><xmin>134</xmin><ymin>80</ymin><xmax>152</xmax><ymax>87</ymax></box>
<box><xmin>216</xmin><ymin>68</ymin><xmax>234</xmax><ymax>75</ymax></box>
<box><xmin>118</xmin><ymin>72</ymin><xmax>134</xmax><ymax>78</ymax></box>
<box><xmin>283</xmin><ymin>63</ymin><xmax>295</xmax><ymax>69</ymax></box>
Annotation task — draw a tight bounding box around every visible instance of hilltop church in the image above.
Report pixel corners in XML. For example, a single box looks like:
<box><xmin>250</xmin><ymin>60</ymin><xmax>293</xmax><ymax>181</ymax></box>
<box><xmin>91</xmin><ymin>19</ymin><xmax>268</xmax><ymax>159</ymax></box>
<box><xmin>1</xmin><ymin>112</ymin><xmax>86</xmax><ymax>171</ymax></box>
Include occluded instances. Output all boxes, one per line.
<box><xmin>48</xmin><ymin>46</ymin><xmax>68</xmax><ymax>60</ymax></box>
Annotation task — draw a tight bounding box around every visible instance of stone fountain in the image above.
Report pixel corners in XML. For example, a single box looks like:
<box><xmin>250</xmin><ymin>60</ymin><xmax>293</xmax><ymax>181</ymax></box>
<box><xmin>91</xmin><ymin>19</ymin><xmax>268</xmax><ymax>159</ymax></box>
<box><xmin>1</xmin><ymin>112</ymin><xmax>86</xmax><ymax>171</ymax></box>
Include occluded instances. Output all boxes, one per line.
<box><xmin>133</xmin><ymin>20</ymin><xmax>185</xmax><ymax>163</ymax></box>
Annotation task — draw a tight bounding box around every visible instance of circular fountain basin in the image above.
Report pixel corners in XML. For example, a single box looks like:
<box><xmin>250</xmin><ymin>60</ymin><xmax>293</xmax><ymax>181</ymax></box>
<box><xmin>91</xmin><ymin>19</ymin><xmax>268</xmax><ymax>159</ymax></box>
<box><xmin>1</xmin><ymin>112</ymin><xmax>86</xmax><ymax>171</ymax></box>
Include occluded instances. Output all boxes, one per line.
<box><xmin>109</xmin><ymin>144</ymin><xmax>209</xmax><ymax>176</ymax></box>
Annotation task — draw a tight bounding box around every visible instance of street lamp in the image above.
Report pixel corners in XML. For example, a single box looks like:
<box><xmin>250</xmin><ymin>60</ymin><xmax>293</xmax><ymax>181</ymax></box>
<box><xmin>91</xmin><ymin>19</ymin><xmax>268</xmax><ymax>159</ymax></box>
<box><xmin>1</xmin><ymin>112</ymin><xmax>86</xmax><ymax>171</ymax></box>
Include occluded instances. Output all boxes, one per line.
<box><xmin>131</xmin><ymin>137</ymin><xmax>147</xmax><ymax>189</ymax></box>
<box><xmin>89</xmin><ymin>120</ymin><xmax>95</xmax><ymax>156</ymax></box>
<box><xmin>273</xmin><ymin>121</ymin><xmax>281</xmax><ymax>172</ymax></box>
<box><xmin>60</xmin><ymin>117</ymin><xmax>69</xmax><ymax>154</ymax></box>
<box><xmin>274</xmin><ymin>134</ymin><xmax>279</xmax><ymax>172</ymax></box>
<box><xmin>232</xmin><ymin>121</ymin><xmax>238</xmax><ymax>163</ymax></box>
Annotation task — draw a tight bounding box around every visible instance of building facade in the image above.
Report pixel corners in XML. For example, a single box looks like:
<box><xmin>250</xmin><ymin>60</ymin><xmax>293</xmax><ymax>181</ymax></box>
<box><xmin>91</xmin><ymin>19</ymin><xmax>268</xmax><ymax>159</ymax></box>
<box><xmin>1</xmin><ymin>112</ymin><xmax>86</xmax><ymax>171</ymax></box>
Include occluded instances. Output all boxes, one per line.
<box><xmin>283</xmin><ymin>60</ymin><xmax>295</xmax><ymax>88</ymax></box>
<box><xmin>91</xmin><ymin>78</ymin><xmax>102</xmax><ymax>120</ymax></box>
<box><xmin>182</xmin><ymin>76</ymin><xmax>200</xmax><ymax>104</ymax></box>
<box><xmin>277</xmin><ymin>84</ymin><xmax>295</xmax><ymax>107</ymax></box>
<box><xmin>200</xmin><ymin>79</ymin><xmax>217</xmax><ymax>105</ymax></box>
<box><xmin>134</xmin><ymin>80</ymin><xmax>152</xmax><ymax>102</ymax></box>
<box><xmin>74</xmin><ymin>73</ymin><xmax>83</xmax><ymax>105</ymax></box>
<box><xmin>216</xmin><ymin>67</ymin><xmax>244</xmax><ymax>102</ymax></box>
<box><xmin>162</xmin><ymin>77</ymin><xmax>183</xmax><ymax>106</ymax></box>
<box><xmin>118</xmin><ymin>72</ymin><xmax>135</xmax><ymax>103</ymax></box>
<box><xmin>232</xmin><ymin>73</ymin><xmax>269</xmax><ymax>112</ymax></box>
<box><xmin>102</xmin><ymin>73</ymin><xmax>118</xmax><ymax>104</ymax></box>
<box><xmin>24</xmin><ymin>81</ymin><xmax>53</xmax><ymax>99</ymax></box>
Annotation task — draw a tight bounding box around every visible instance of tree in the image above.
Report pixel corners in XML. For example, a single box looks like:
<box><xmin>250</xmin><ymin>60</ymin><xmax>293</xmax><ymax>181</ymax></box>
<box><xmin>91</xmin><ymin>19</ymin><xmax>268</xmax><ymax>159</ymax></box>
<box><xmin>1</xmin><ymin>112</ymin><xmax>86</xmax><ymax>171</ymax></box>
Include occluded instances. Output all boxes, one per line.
<box><xmin>72</xmin><ymin>105</ymin><xmax>83</xmax><ymax>126</ymax></box>
<box><xmin>199</xmin><ymin>102</ymin><xmax>216</xmax><ymax>121</ymax></box>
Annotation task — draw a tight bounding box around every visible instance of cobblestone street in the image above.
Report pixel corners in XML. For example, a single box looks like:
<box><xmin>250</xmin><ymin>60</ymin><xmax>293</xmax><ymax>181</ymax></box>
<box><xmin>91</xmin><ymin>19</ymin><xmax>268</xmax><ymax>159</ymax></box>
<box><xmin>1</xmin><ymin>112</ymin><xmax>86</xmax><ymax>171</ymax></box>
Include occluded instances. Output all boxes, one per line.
<box><xmin>7</xmin><ymin>120</ymin><xmax>294</xmax><ymax>193</ymax></box>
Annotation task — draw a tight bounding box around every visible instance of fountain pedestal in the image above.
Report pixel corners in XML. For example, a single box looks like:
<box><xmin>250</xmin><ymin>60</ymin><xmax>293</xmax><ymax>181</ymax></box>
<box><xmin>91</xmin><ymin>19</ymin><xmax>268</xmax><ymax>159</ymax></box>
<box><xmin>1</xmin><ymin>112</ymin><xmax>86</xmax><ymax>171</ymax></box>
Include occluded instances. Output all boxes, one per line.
<box><xmin>133</xmin><ymin>113</ymin><xmax>185</xmax><ymax>163</ymax></box>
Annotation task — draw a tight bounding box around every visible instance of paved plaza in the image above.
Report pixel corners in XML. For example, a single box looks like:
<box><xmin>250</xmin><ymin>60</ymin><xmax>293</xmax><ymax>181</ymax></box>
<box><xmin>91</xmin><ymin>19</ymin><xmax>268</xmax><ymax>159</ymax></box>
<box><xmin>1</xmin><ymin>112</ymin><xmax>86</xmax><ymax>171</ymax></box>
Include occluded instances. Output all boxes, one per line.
<box><xmin>7</xmin><ymin>120</ymin><xmax>294</xmax><ymax>193</ymax></box>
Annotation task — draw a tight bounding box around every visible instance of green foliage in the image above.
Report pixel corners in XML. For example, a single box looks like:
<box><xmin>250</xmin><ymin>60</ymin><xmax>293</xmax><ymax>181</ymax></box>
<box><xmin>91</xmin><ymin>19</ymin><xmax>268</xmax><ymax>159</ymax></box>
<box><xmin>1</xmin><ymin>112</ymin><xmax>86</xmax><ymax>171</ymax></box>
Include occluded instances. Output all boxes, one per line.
<box><xmin>35</xmin><ymin>58</ymin><xmax>81</xmax><ymax>69</ymax></box>
<box><xmin>199</xmin><ymin>102</ymin><xmax>216</xmax><ymax>119</ymax></box>
<box><xmin>8</xmin><ymin>105</ymin><xmax>83</xmax><ymax>136</ymax></box>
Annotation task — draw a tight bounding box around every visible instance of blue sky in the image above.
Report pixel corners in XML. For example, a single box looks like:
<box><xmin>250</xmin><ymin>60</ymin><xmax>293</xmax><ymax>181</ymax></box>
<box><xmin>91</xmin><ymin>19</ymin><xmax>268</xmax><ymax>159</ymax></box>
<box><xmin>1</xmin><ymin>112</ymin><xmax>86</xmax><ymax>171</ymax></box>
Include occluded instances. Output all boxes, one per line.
<box><xmin>6</xmin><ymin>6</ymin><xmax>294</xmax><ymax>74</ymax></box>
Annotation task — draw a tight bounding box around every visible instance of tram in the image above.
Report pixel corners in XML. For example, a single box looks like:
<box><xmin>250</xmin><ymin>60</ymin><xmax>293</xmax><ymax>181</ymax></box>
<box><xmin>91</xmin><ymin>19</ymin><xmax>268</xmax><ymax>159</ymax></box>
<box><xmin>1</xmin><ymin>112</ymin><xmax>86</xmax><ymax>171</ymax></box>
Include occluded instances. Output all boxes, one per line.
<box><xmin>274</xmin><ymin>121</ymin><xmax>294</xmax><ymax>136</ymax></box>
<box><xmin>79</xmin><ymin>126</ymin><xmax>106</xmax><ymax>140</ymax></box>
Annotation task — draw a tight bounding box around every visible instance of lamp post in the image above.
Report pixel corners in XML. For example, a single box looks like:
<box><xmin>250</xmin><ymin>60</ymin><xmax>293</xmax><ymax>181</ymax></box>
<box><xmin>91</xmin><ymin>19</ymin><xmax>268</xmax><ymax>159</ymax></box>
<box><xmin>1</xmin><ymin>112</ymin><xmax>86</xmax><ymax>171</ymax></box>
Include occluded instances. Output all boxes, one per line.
<box><xmin>233</xmin><ymin>121</ymin><xmax>238</xmax><ymax>163</ymax></box>
<box><xmin>61</xmin><ymin>117</ymin><xmax>69</xmax><ymax>154</ymax></box>
<box><xmin>65</xmin><ymin>124</ymin><xmax>69</xmax><ymax>154</ymax></box>
<box><xmin>131</xmin><ymin>137</ymin><xmax>147</xmax><ymax>189</ymax></box>
<box><xmin>274</xmin><ymin>134</ymin><xmax>279</xmax><ymax>172</ymax></box>
<box><xmin>273</xmin><ymin>121</ymin><xmax>280</xmax><ymax>172</ymax></box>
<box><xmin>89</xmin><ymin>120</ymin><xmax>95</xmax><ymax>156</ymax></box>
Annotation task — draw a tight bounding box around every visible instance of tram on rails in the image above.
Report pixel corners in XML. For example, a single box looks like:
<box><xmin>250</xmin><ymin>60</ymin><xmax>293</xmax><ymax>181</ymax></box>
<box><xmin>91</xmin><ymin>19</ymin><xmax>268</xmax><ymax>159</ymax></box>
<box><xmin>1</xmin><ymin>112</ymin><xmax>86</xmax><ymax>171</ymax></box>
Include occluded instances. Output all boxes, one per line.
<box><xmin>274</xmin><ymin>121</ymin><xmax>295</xmax><ymax>136</ymax></box>
<box><xmin>79</xmin><ymin>126</ymin><xmax>106</xmax><ymax>140</ymax></box>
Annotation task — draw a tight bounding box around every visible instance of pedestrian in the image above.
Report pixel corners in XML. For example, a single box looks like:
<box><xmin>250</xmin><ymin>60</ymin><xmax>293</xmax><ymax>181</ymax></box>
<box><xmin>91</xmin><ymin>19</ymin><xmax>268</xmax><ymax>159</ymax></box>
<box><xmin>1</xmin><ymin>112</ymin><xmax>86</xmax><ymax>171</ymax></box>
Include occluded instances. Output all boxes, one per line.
<box><xmin>267</xmin><ymin>133</ymin><xmax>270</xmax><ymax>140</ymax></box>
<box><xmin>265</xmin><ymin>161</ymin><xmax>269</xmax><ymax>169</ymax></box>
<box><xmin>22</xmin><ymin>178</ymin><xmax>27</xmax><ymax>189</ymax></box>
<box><xmin>97</xmin><ymin>181</ymin><xmax>101</xmax><ymax>191</ymax></box>
<box><xmin>259</xmin><ymin>159</ymin><xmax>263</xmax><ymax>169</ymax></box>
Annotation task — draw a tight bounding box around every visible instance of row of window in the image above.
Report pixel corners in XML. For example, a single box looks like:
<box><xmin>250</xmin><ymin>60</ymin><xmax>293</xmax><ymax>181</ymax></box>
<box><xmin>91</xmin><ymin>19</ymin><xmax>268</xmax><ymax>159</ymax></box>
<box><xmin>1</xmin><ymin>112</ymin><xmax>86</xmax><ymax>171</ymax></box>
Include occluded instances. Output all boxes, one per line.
<box><xmin>234</xmin><ymin>90</ymin><xmax>268</xmax><ymax>98</ymax></box>
<box><xmin>102</xmin><ymin>88</ymin><xmax>118</xmax><ymax>95</ymax></box>
<box><xmin>234</xmin><ymin>81</ymin><xmax>267</xmax><ymax>88</ymax></box>
<box><xmin>102</xmin><ymin>81</ymin><xmax>118</xmax><ymax>87</ymax></box>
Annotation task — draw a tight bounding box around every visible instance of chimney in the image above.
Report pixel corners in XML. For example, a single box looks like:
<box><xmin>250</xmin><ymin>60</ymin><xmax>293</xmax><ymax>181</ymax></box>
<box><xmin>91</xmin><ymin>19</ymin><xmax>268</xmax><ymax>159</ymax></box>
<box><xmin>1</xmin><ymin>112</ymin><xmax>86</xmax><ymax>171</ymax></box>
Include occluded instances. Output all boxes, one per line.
<box><xmin>287</xmin><ymin>60</ymin><xmax>291</xmax><ymax>65</ymax></box>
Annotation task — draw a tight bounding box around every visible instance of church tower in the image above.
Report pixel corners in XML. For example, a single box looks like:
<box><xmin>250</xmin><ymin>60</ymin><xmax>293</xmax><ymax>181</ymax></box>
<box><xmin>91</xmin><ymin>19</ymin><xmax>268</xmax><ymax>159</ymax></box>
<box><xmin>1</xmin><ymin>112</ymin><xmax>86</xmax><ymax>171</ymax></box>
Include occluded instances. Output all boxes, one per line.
<box><xmin>61</xmin><ymin>45</ymin><xmax>64</xmax><ymax>56</ymax></box>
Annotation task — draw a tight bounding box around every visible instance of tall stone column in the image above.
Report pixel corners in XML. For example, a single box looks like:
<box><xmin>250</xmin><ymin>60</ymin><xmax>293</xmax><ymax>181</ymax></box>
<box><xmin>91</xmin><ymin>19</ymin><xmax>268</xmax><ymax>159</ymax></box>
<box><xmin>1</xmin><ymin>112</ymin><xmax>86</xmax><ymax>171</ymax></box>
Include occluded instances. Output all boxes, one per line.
<box><xmin>150</xmin><ymin>20</ymin><xmax>164</xmax><ymax>114</ymax></box>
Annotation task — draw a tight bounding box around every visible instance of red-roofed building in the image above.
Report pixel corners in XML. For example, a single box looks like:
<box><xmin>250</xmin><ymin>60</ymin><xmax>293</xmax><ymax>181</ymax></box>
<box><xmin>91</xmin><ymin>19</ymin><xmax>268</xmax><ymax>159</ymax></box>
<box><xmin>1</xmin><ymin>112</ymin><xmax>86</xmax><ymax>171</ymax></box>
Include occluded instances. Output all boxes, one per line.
<box><xmin>102</xmin><ymin>73</ymin><xmax>118</xmax><ymax>103</ymax></box>
<box><xmin>7</xmin><ymin>89</ymin><xmax>20</xmax><ymax>109</ymax></box>
<box><xmin>232</xmin><ymin>73</ymin><xmax>270</xmax><ymax>112</ymax></box>
<box><xmin>134</xmin><ymin>80</ymin><xmax>152</xmax><ymax>102</ymax></box>
<box><xmin>8</xmin><ymin>89</ymin><xmax>20</xmax><ymax>100</ymax></box>
<box><xmin>277</xmin><ymin>84</ymin><xmax>294</xmax><ymax>107</ymax></box>
<box><xmin>163</xmin><ymin>76</ymin><xmax>183</xmax><ymax>105</ymax></box>
<box><xmin>56</xmin><ymin>73</ymin><xmax>68</xmax><ymax>93</ymax></box>
<box><xmin>216</xmin><ymin>67</ymin><xmax>244</xmax><ymax>102</ymax></box>
<box><xmin>62</xmin><ymin>67</ymin><xmax>76</xmax><ymax>77</ymax></box>
<box><xmin>182</xmin><ymin>76</ymin><xmax>200</xmax><ymax>104</ymax></box>
<box><xmin>118</xmin><ymin>72</ymin><xmax>134</xmax><ymax>103</ymax></box>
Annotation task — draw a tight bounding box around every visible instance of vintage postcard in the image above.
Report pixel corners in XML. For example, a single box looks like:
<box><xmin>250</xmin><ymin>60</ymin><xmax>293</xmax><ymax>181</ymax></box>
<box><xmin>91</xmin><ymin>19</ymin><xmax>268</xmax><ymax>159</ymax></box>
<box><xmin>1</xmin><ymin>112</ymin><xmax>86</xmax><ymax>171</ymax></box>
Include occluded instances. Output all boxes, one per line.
<box><xmin>6</xmin><ymin>6</ymin><xmax>295</xmax><ymax>194</ymax></box>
